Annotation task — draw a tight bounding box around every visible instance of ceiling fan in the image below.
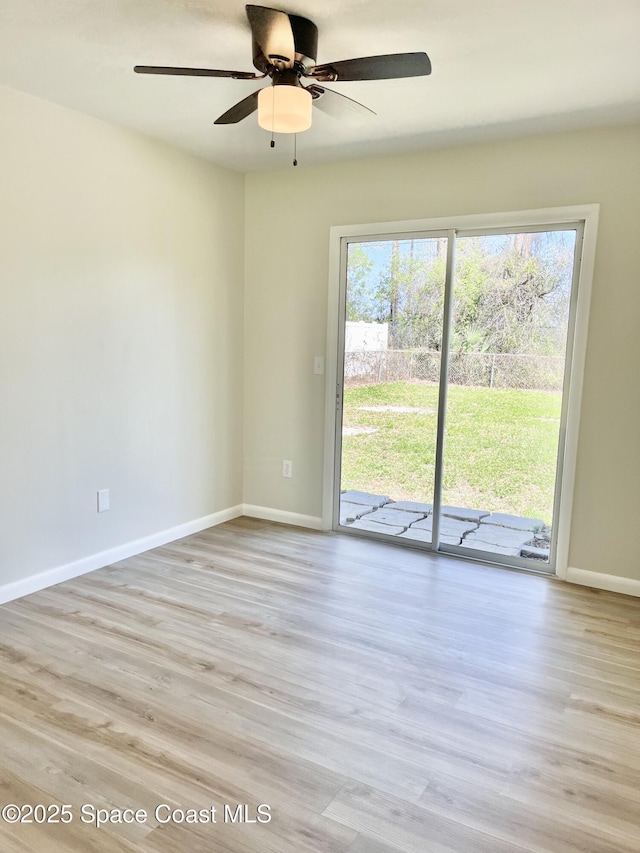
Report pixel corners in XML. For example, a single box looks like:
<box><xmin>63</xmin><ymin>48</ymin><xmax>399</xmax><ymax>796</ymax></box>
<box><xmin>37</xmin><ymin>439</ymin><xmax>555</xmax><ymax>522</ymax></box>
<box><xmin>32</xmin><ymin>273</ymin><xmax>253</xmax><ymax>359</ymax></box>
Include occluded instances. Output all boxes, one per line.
<box><xmin>134</xmin><ymin>4</ymin><xmax>431</xmax><ymax>142</ymax></box>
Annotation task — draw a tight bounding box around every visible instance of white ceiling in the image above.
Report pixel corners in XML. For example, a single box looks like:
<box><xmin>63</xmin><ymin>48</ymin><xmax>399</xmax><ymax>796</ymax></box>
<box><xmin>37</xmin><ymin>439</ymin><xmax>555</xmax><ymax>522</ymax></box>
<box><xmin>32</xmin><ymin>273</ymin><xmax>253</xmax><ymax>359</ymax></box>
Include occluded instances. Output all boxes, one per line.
<box><xmin>1</xmin><ymin>0</ymin><xmax>639</xmax><ymax>173</ymax></box>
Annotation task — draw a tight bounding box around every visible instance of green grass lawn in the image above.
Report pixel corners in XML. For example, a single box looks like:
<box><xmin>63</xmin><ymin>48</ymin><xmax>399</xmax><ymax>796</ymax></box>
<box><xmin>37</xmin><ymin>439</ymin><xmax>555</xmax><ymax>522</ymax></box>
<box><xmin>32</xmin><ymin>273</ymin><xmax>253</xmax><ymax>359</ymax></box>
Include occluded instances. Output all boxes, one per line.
<box><xmin>341</xmin><ymin>381</ymin><xmax>562</xmax><ymax>524</ymax></box>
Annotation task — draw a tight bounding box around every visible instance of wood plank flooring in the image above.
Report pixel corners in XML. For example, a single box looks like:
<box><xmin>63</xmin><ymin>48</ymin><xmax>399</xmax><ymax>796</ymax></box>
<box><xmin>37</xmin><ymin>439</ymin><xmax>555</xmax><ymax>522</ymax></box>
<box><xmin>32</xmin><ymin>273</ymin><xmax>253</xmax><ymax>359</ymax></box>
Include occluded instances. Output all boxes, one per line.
<box><xmin>0</xmin><ymin>517</ymin><xmax>639</xmax><ymax>852</ymax></box>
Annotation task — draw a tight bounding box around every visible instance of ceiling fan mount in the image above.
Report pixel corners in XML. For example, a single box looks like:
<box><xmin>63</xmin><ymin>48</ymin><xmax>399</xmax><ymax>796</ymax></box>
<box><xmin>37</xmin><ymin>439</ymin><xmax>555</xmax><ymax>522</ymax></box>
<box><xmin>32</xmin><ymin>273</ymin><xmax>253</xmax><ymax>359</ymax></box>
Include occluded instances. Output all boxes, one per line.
<box><xmin>249</xmin><ymin>7</ymin><xmax>318</xmax><ymax>74</ymax></box>
<box><xmin>134</xmin><ymin>4</ymin><xmax>431</xmax><ymax>131</ymax></box>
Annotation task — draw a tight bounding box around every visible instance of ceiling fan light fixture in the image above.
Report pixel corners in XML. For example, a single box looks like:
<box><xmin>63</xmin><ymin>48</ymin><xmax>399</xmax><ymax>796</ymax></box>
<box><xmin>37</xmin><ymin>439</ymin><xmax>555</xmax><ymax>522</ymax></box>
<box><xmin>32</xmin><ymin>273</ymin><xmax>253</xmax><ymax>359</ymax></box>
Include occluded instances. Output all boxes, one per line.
<box><xmin>257</xmin><ymin>85</ymin><xmax>312</xmax><ymax>133</ymax></box>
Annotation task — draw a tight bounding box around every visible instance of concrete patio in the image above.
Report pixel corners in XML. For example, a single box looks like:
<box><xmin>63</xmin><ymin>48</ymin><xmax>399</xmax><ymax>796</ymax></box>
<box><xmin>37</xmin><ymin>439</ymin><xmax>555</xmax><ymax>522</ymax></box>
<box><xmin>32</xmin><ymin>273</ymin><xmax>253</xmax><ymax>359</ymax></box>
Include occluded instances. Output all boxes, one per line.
<box><xmin>340</xmin><ymin>490</ymin><xmax>550</xmax><ymax>561</ymax></box>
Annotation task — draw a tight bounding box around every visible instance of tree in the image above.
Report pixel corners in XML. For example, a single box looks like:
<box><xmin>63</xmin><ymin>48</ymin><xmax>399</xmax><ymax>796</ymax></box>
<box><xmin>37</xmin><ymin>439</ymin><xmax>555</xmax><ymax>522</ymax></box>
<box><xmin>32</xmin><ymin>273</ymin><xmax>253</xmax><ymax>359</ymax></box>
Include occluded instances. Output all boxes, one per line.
<box><xmin>344</xmin><ymin>231</ymin><xmax>575</xmax><ymax>357</ymax></box>
<box><xmin>346</xmin><ymin>243</ymin><xmax>376</xmax><ymax>321</ymax></box>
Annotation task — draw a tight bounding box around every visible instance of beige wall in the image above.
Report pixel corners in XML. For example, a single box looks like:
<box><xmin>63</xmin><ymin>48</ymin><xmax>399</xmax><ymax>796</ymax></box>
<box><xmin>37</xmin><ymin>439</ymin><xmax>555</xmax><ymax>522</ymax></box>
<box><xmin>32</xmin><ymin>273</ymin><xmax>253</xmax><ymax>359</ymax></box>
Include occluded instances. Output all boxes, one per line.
<box><xmin>244</xmin><ymin>124</ymin><xmax>640</xmax><ymax>581</ymax></box>
<box><xmin>0</xmin><ymin>86</ymin><xmax>245</xmax><ymax>586</ymax></box>
<box><xmin>1</xmin><ymin>86</ymin><xmax>637</xmax><ymax>589</ymax></box>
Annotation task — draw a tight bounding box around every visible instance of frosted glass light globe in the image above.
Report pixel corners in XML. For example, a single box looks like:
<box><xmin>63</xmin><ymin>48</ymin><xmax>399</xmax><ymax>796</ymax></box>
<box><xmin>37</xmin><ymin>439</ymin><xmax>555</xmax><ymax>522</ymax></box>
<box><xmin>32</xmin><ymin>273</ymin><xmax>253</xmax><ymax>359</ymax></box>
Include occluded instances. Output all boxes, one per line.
<box><xmin>258</xmin><ymin>86</ymin><xmax>312</xmax><ymax>134</ymax></box>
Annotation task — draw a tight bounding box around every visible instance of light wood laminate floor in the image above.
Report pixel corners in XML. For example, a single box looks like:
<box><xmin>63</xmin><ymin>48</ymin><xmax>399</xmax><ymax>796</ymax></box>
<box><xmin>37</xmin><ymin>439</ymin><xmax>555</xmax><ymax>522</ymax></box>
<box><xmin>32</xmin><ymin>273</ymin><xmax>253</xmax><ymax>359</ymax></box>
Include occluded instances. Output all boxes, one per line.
<box><xmin>0</xmin><ymin>517</ymin><xmax>639</xmax><ymax>852</ymax></box>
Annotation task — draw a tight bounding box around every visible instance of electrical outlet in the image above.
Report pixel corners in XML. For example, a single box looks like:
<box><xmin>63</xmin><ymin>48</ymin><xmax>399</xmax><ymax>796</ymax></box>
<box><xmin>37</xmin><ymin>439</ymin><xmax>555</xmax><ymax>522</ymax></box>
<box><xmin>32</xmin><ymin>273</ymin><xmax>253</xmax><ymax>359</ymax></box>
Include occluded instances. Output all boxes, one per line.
<box><xmin>97</xmin><ymin>489</ymin><xmax>110</xmax><ymax>513</ymax></box>
<box><xmin>282</xmin><ymin>460</ymin><xmax>293</xmax><ymax>478</ymax></box>
<box><xmin>314</xmin><ymin>356</ymin><xmax>325</xmax><ymax>375</ymax></box>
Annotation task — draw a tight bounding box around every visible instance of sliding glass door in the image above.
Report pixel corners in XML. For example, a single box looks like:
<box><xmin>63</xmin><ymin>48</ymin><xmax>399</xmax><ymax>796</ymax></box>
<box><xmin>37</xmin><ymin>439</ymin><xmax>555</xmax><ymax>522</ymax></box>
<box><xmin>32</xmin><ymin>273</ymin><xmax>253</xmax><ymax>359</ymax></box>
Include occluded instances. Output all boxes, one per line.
<box><xmin>337</xmin><ymin>235</ymin><xmax>447</xmax><ymax>546</ymax></box>
<box><xmin>334</xmin><ymin>221</ymin><xmax>583</xmax><ymax>574</ymax></box>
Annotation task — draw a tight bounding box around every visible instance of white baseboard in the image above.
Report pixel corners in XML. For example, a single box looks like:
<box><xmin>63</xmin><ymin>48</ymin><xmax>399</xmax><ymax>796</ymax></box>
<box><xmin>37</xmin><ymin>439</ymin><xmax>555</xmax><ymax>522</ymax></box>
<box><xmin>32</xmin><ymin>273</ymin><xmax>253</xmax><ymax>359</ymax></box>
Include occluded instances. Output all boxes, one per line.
<box><xmin>242</xmin><ymin>504</ymin><xmax>323</xmax><ymax>531</ymax></box>
<box><xmin>15</xmin><ymin>509</ymin><xmax>634</xmax><ymax>608</ymax></box>
<box><xmin>566</xmin><ymin>566</ymin><xmax>640</xmax><ymax>598</ymax></box>
<box><xmin>0</xmin><ymin>504</ymin><xmax>244</xmax><ymax>606</ymax></box>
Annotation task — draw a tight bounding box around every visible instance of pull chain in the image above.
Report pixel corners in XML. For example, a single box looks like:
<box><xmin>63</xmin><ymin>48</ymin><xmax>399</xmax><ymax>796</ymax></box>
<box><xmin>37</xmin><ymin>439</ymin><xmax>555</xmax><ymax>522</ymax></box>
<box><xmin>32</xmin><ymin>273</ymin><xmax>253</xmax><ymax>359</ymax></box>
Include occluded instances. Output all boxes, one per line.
<box><xmin>293</xmin><ymin>133</ymin><xmax>298</xmax><ymax>167</ymax></box>
<box><xmin>270</xmin><ymin>81</ymin><xmax>275</xmax><ymax>148</ymax></box>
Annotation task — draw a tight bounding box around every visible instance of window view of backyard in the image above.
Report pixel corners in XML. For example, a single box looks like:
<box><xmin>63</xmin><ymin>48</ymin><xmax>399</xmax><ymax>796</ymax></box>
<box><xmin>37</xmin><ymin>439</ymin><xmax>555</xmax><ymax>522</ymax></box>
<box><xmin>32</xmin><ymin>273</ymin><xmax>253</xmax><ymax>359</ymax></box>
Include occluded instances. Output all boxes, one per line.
<box><xmin>339</xmin><ymin>229</ymin><xmax>577</xmax><ymax>565</ymax></box>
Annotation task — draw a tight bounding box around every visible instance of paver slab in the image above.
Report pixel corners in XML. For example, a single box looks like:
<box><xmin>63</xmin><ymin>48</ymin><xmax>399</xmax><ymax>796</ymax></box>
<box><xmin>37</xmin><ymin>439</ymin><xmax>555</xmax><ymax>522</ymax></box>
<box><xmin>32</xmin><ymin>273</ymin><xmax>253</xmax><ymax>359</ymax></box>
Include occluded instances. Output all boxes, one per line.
<box><xmin>410</xmin><ymin>517</ymin><xmax>477</xmax><ymax>537</ymax></box>
<box><xmin>465</xmin><ymin>527</ymin><xmax>532</xmax><ymax>548</ymax></box>
<box><xmin>441</xmin><ymin>506</ymin><xmax>490</xmax><ymax>522</ymax></box>
<box><xmin>440</xmin><ymin>534</ymin><xmax>465</xmax><ymax>546</ymax></box>
<box><xmin>462</xmin><ymin>541</ymin><xmax>522</xmax><ymax>557</ymax></box>
<box><xmin>400</xmin><ymin>528</ymin><xmax>462</xmax><ymax>545</ymax></box>
<box><xmin>340</xmin><ymin>490</ymin><xmax>391</xmax><ymax>507</ymax></box>
<box><xmin>386</xmin><ymin>501</ymin><xmax>433</xmax><ymax>514</ymax></box>
<box><xmin>483</xmin><ymin>513</ymin><xmax>544</xmax><ymax>531</ymax></box>
<box><xmin>349</xmin><ymin>518</ymin><xmax>406</xmax><ymax>536</ymax></box>
<box><xmin>364</xmin><ymin>508</ymin><xmax>427</xmax><ymax>527</ymax></box>
<box><xmin>339</xmin><ymin>502</ymin><xmax>376</xmax><ymax>524</ymax></box>
<box><xmin>399</xmin><ymin>528</ymin><xmax>433</xmax><ymax>543</ymax></box>
<box><xmin>520</xmin><ymin>545</ymin><xmax>550</xmax><ymax>561</ymax></box>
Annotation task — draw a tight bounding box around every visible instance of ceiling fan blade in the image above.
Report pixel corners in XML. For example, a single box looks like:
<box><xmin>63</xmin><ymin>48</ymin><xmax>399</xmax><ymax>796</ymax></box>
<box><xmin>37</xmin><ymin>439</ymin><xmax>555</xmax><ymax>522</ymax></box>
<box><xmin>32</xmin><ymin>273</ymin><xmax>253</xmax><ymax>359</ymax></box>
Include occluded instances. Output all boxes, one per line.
<box><xmin>134</xmin><ymin>65</ymin><xmax>259</xmax><ymax>80</ymax></box>
<box><xmin>309</xmin><ymin>52</ymin><xmax>431</xmax><ymax>82</ymax></box>
<box><xmin>307</xmin><ymin>85</ymin><xmax>376</xmax><ymax>123</ymax></box>
<box><xmin>246</xmin><ymin>5</ymin><xmax>295</xmax><ymax>67</ymax></box>
<box><xmin>214</xmin><ymin>90</ymin><xmax>261</xmax><ymax>124</ymax></box>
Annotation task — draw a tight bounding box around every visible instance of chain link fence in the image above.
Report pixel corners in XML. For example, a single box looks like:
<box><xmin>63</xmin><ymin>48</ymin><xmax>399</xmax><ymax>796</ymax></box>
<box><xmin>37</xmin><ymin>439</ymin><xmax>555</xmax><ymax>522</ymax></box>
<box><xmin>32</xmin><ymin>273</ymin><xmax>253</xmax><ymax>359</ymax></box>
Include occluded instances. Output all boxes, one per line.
<box><xmin>344</xmin><ymin>350</ymin><xmax>564</xmax><ymax>391</ymax></box>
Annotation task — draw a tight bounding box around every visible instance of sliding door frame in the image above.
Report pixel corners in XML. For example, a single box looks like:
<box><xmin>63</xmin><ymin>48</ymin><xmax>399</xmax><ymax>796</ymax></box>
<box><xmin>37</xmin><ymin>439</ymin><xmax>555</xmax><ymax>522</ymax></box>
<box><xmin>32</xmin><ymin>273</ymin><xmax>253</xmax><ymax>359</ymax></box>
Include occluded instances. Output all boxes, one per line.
<box><xmin>323</xmin><ymin>205</ymin><xmax>599</xmax><ymax>579</ymax></box>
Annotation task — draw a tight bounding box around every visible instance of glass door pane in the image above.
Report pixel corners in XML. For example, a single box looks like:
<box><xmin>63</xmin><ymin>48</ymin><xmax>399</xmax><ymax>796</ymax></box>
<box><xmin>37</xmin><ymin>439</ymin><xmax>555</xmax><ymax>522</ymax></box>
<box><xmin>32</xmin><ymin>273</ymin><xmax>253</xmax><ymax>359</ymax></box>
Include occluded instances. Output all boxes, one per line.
<box><xmin>439</xmin><ymin>228</ymin><xmax>578</xmax><ymax>568</ymax></box>
<box><xmin>338</xmin><ymin>236</ymin><xmax>447</xmax><ymax>544</ymax></box>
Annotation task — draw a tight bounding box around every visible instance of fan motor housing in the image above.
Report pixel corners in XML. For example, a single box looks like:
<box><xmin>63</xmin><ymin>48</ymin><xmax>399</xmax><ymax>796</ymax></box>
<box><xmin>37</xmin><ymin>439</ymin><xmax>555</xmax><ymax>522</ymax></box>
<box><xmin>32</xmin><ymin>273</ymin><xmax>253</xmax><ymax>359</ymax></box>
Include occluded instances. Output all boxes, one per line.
<box><xmin>252</xmin><ymin>12</ymin><xmax>318</xmax><ymax>73</ymax></box>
